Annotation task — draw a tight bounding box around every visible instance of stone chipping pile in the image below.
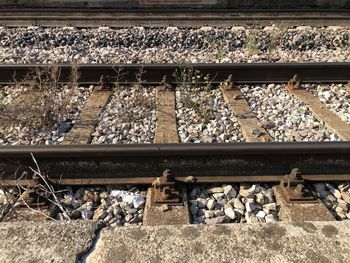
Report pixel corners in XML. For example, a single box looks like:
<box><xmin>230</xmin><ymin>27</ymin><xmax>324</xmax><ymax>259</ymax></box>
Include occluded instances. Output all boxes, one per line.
<box><xmin>0</xmin><ymin>85</ymin><xmax>22</xmax><ymax>109</ymax></box>
<box><xmin>0</xmin><ymin>26</ymin><xmax>349</xmax><ymax>64</ymax></box>
<box><xmin>0</xmin><ymin>186</ymin><xmax>146</xmax><ymax>226</ymax></box>
<box><xmin>91</xmin><ymin>86</ymin><xmax>156</xmax><ymax>144</ymax></box>
<box><xmin>57</xmin><ymin>186</ymin><xmax>146</xmax><ymax>226</ymax></box>
<box><xmin>240</xmin><ymin>84</ymin><xmax>340</xmax><ymax>142</ymax></box>
<box><xmin>176</xmin><ymin>87</ymin><xmax>244</xmax><ymax>143</ymax></box>
<box><xmin>189</xmin><ymin>184</ymin><xmax>279</xmax><ymax>224</ymax></box>
<box><xmin>313</xmin><ymin>182</ymin><xmax>350</xmax><ymax>220</ymax></box>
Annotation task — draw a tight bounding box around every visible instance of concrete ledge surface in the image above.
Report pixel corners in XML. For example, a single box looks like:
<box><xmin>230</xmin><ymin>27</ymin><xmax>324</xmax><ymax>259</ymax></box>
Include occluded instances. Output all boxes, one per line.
<box><xmin>87</xmin><ymin>221</ymin><xmax>350</xmax><ymax>263</ymax></box>
<box><xmin>0</xmin><ymin>221</ymin><xmax>99</xmax><ymax>263</ymax></box>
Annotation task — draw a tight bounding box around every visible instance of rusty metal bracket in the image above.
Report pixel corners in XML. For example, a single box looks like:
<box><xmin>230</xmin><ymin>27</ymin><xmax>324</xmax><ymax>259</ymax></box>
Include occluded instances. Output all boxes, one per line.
<box><xmin>151</xmin><ymin>169</ymin><xmax>182</xmax><ymax>206</ymax></box>
<box><xmin>286</xmin><ymin>74</ymin><xmax>301</xmax><ymax>92</ymax></box>
<box><xmin>221</xmin><ymin>74</ymin><xmax>234</xmax><ymax>90</ymax></box>
<box><xmin>96</xmin><ymin>75</ymin><xmax>112</xmax><ymax>91</ymax></box>
<box><xmin>156</xmin><ymin>76</ymin><xmax>173</xmax><ymax>92</ymax></box>
<box><xmin>280</xmin><ymin>168</ymin><xmax>318</xmax><ymax>204</ymax></box>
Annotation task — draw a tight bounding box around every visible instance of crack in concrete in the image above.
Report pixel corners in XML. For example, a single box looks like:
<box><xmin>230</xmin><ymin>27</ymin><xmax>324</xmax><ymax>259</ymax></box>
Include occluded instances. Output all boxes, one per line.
<box><xmin>77</xmin><ymin>226</ymin><xmax>103</xmax><ymax>263</ymax></box>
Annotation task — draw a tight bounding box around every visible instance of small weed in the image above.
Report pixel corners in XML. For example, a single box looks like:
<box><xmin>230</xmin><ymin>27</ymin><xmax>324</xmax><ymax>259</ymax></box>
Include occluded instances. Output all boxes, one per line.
<box><xmin>246</xmin><ymin>30</ymin><xmax>260</xmax><ymax>55</ymax></box>
<box><xmin>174</xmin><ymin>68</ymin><xmax>216</xmax><ymax>123</ymax></box>
<box><xmin>173</xmin><ymin>67</ymin><xmax>201</xmax><ymax>109</ymax></box>
<box><xmin>112</xmin><ymin>66</ymin><xmax>155</xmax><ymax>124</ymax></box>
<box><xmin>267</xmin><ymin>22</ymin><xmax>290</xmax><ymax>55</ymax></box>
<box><xmin>212</xmin><ymin>40</ymin><xmax>226</xmax><ymax>62</ymax></box>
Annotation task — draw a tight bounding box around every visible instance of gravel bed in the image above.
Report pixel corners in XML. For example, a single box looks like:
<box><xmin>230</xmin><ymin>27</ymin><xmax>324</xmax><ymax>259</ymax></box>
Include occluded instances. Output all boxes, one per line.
<box><xmin>313</xmin><ymin>182</ymin><xmax>350</xmax><ymax>220</ymax></box>
<box><xmin>239</xmin><ymin>84</ymin><xmax>340</xmax><ymax>142</ymax></box>
<box><xmin>0</xmin><ymin>186</ymin><xmax>146</xmax><ymax>226</ymax></box>
<box><xmin>0</xmin><ymin>26</ymin><xmax>349</xmax><ymax>64</ymax></box>
<box><xmin>0</xmin><ymin>85</ymin><xmax>22</xmax><ymax>110</ymax></box>
<box><xmin>176</xmin><ymin>87</ymin><xmax>244</xmax><ymax>143</ymax></box>
<box><xmin>305</xmin><ymin>84</ymin><xmax>350</xmax><ymax>124</ymax></box>
<box><xmin>0</xmin><ymin>85</ymin><xmax>92</xmax><ymax>145</ymax></box>
<box><xmin>91</xmin><ymin>86</ymin><xmax>156</xmax><ymax>144</ymax></box>
<box><xmin>189</xmin><ymin>184</ymin><xmax>279</xmax><ymax>224</ymax></box>
<box><xmin>58</xmin><ymin>186</ymin><xmax>146</xmax><ymax>226</ymax></box>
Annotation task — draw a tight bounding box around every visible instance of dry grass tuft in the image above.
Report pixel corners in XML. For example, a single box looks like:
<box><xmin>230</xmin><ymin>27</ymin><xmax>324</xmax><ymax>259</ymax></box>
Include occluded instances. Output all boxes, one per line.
<box><xmin>3</xmin><ymin>61</ymin><xmax>79</xmax><ymax>130</ymax></box>
<box><xmin>174</xmin><ymin>68</ymin><xmax>215</xmax><ymax>123</ymax></box>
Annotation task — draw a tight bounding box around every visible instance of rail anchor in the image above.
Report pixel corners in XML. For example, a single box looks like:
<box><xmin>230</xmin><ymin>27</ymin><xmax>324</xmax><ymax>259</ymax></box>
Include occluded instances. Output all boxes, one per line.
<box><xmin>286</xmin><ymin>74</ymin><xmax>301</xmax><ymax>92</ymax></box>
<box><xmin>151</xmin><ymin>169</ymin><xmax>182</xmax><ymax>206</ymax></box>
<box><xmin>279</xmin><ymin>168</ymin><xmax>317</xmax><ymax>204</ymax></box>
<box><xmin>221</xmin><ymin>75</ymin><xmax>234</xmax><ymax>90</ymax></box>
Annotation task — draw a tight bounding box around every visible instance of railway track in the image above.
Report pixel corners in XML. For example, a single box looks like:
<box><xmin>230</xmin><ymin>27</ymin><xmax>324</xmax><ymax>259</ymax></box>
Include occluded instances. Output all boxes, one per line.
<box><xmin>0</xmin><ymin>9</ymin><xmax>350</xmax><ymax>27</ymax></box>
<box><xmin>1</xmin><ymin>62</ymin><xmax>350</xmax><ymax>225</ymax></box>
<box><xmin>0</xmin><ymin>10</ymin><xmax>350</xmax><ymax>260</ymax></box>
<box><xmin>1</xmin><ymin>142</ymin><xmax>350</xmax><ymax>185</ymax></box>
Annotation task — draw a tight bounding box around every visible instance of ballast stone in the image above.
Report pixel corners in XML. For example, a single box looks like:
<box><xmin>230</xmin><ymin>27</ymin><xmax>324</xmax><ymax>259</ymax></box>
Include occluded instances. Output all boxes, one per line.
<box><xmin>223</xmin><ymin>185</ymin><xmax>237</xmax><ymax>199</ymax></box>
<box><xmin>206</xmin><ymin>199</ymin><xmax>216</xmax><ymax>210</ymax></box>
<box><xmin>224</xmin><ymin>207</ymin><xmax>236</xmax><ymax>220</ymax></box>
<box><xmin>207</xmin><ymin>187</ymin><xmax>224</xmax><ymax>194</ymax></box>
<box><xmin>190</xmin><ymin>204</ymin><xmax>199</xmax><ymax>215</ymax></box>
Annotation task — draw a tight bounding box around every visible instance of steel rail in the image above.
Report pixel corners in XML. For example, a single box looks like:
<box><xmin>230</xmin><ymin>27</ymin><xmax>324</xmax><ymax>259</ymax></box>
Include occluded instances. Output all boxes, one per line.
<box><xmin>1</xmin><ymin>142</ymin><xmax>350</xmax><ymax>185</ymax></box>
<box><xmin>1</xmin><ymin>63</ymin><xmax>350</xmax><ymax>85</ymax></box>
<box><xmin>0</xmin><ymin>9</ymin><xmax>349</xmax><ymax>26</ymax></box>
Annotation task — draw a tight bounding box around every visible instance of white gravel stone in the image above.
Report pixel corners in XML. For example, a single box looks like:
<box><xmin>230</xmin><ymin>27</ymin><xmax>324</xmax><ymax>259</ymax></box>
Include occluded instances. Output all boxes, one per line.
<box><xmin>246</xmin><ymin>213</ymin><xmax>259</xmax><ymax>223</ymax></box>
<box><xmin>330</xmin><ymin>188</ymin><xmax>342</xmax><ymax>199</ymax></box>
<box><xmin>204</xmin><ymin>210</ymin><xmax>215</xmax><ymax>219</ymax></box>
<box><xmin>264</xmin><ymin>202</ymin><xmax>277</xmax><ymax>211</ymax></box>
<box><xmin>234</xmin><ymin>198</ymin><xmax>245</xmax><ymax>211</ymax></box>
<box><xmin>0</xmin><ymin>189</ymin><xmax>5</xmax><ymax>204</ymax></box>
<box><xmin>256</xmin><ymin>193</ymin><xmax>266</xmax><ymax>205</ymax></box>
<box><xmin>0</xmin><ymin>85</ymin><xmax>22</xmax><ymax>108</ymax></box>
<box><xmin>208</xmin><ymin>187</ymin><xmax>224</xmax><ymax>194</ymax></box>
<box><xmin>224</xmin><ymin>206</ymin><xmax>236</xmax><ymax>220</ymax></box>
<box><xmin>256</xmin><ymin>210</ymin><xmax>266</xmax><ymax>220</ymax></box>
<box><xmin>206</xmin><ymin>199</ymin><xmax>216</xmax><ymax>210</ymax></box>
<box><xmin>265</xmin><ymin>214</ymin><xmax>276</xmax><ymax>223</ymax></box>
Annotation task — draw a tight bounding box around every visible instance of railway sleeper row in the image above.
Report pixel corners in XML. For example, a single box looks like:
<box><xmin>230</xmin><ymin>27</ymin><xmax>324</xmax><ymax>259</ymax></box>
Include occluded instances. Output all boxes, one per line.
<box><xmin>1</xmin><ymin>74</ymin><xmax>350</xmax><ymax>145</ymax></box>
<box><xmin>1</xmin><ymin>65</ymin><xmax>350</xmax><ymax>226</ymax></box>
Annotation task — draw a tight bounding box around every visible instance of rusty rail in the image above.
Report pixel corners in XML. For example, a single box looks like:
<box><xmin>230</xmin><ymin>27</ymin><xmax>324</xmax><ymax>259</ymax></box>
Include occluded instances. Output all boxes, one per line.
<box><xmin>1</xmin><ymin>63</ymin><xmax>350</xmax><ymax>85</ymax></box>
<box><xmin>0</xmin><ymin>8</ymin><xmax>349</xmax><ymax>26</ymax></box>
<box><xmin>1</xmin><ymin>142</ymin><xmax>350</xmax><ymax>186</ymax></box>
